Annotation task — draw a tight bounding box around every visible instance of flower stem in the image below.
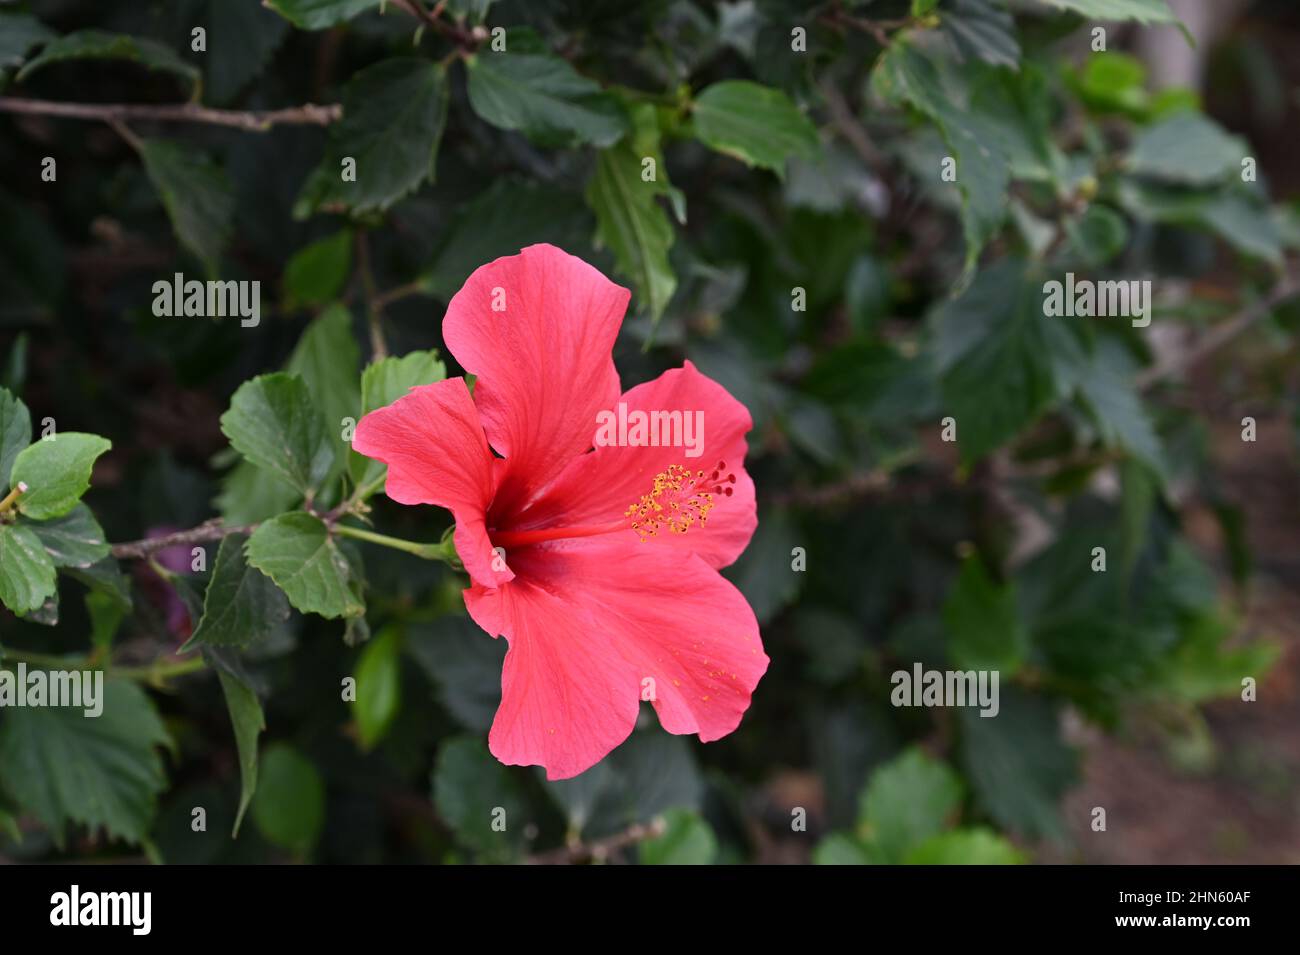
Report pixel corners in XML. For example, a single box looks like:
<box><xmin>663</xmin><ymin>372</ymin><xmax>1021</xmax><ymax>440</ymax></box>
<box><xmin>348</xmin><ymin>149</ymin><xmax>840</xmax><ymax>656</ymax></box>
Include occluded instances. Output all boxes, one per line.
<box><xmin>113</xmin><ymin>656</ymin><xmax>208</xmax><ymax>686</ymax></box>
<box><xmin>0</xmin><ymin>480</ymin><xmax>27</xmax><ymax>517</ymax></box>
<box><xmin>0</xmin><ymin>647</ymin><xmax>83</xmax><ymax>669</ymax></box>
<box><xmin>0</xmin><ymin>647</ymin><xmax>206</xmax><ymax>686</ymax></box>
<box><xmin>333</xmin><ymin>523</ymin><xmax>452</xmax><ymax>562</ymax></box>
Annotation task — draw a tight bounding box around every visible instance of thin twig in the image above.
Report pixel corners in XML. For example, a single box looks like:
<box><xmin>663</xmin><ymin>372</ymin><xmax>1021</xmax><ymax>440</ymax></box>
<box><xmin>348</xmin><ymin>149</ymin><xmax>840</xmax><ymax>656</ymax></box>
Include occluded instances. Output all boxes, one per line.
<box><xmin>817</xmin><ymin>79</ymin><xmax>889</xmax><ymax>175</ymax></box>
<box><xmin>110</xmin><ymin>519</ymin><xmax>253</xmax><ymax>560</ymax></box>
<box><xmin>105</xmin><ymin>116</ymin><xmax>143</xmax><ymax>151</ymax></box>
<box><xmin>1136</xmin><ymin>272</ymin><xmax>1300</xmax><ymax>390</ymax></box>
<box><xmin>355</xmin><ymin>231</ymin><xmax>389</xmax><ymax>360</ymax></box>
<box><xmin>525</xmin><ymin>818</ymin><xmax>668</xmax><ymax>865</ymax></box>
<box><xmin>0</xmin><ymin>97</ymin><xmax>342</xmax><ymax>132</ymax></box>
<box><xmin>390</xmin><ymin>0</ymin><xmax>483</xmax><ymax>49</ymax></box>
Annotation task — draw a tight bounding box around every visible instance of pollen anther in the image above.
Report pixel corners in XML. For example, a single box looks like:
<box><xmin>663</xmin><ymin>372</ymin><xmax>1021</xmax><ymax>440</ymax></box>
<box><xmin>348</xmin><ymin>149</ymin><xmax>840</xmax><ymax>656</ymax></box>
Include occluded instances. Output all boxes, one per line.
<box><xmin>624</xmin><ymin>461</ymin><xmax>734</xmax><ymax>541</ymax></box>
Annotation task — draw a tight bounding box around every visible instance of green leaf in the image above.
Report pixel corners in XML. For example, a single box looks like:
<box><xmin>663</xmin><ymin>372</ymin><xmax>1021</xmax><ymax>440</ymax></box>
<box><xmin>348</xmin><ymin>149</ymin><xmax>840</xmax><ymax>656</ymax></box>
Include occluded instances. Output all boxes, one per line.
<box><xmin>466</xmin><ymin>53</ymin><xmax>628</xmax><ymax>147</ymax></box>
<box><xmin>216</xmin><ymin>459</ymin><xmax>301</xmax><ymax>525</ymax></box>
<box><xmin>939</xmin><ymin>0</ymin><xmax>1021</xmax><ymax>70</ymax></box>
<box><xmin>1127</xmin><ymin>112</ymin><xmax>1247</xmax><ymax>185</ymax></box>
<box><xmin>220</xmin><ymin>373</ymin><xmax>333</xmax><ymax>497</ymax></box>
<box><xmin>544</xmin><ymin>732</ymin><xmax>702</xmax><ymax>840</ymax></box>
<box><xmin>284</xmin><ymin>304</ymin><xmax>361</xmax><ymax>485</ymax></box>
<box><xmin>138</xmin><ymin>140</ymin><xmax>234</xmax><ymax>267</ymax></box>
<box><xmin>692</xmin><ymin>80</ymin><xmax>818</xmax><ymax>176</ymax></box>
<box><xmin>422</xmin><ymin>180</ymin><xmax>594</xmax><ymax>298</ymax></box>
<box><xmin>23</xmin><ymin>503</ymin><xmax>109</xmax><ymax>568</ymax></box>
<box><xmin>432</xmin><ymin>736</ymin><xmax>525</xmax><ymax>860</ymax></box>
<box><xmin>264</xmin><ymin>0</ymin><xmax>383</xmax><ymax>30</ymax></box>
<box><xmin>297</xmin><ymin>59</ymin><xmax>449</xmax><ymax>216</ymax></box>
<box><xmin>0</xmin><ymin>805</ymin><xmax>19</xmax><ymax>843</ymax></box>
<box><xmin>1031</xmin><ymin>0</ymin><xmax>1179</xmax><ymax>25</ymax></box>
<box><xmin>10</xmin><ymin>432</ymin><xmax>111</xmax><ymax>520</ymax></box>
<box><xmin>182</xmin><ymin>534</ymin><xmax>290</xmax><ymax>652</ymax></box>
<box><xmin>958</xmin><ymin>689</ymin><xmax>1077</xmax><ymax>840</ymax></box>
<box><xmin>212</xmin><ymin>660</ymin><xmax>264</xmax><ymax>837</ymax></box>
<box><xmin>1075</xmin><ymin>53</ymin><xmax>1149</xmax><ymax>116</ymax></box>
<box><xmin>1117</xmin><ymin>179</ymin><xmax>1282</xmax><ymax>266</ymax></box>
<box><xmin>352</xmin><ymin>625</ymin><xmax>401</xmax><ymax>750</ymax></box>
<box><xmin>1064</xmin><ymin>204</ymin><xmax>1129</xmax><ymax>266</ymax></box>
<box><xmin>0</xmin><ymin>387</ymin><xmax>32</xmax><ymax>490</ymax></box>
<box><xmin>628</xmin><ymin>102</ymin><xmax>686</xmax><ymax>223</ymax></box>
<box><xmin>639</xmin><ymin>809</ymin><xmax>718</xmax><ymax>864</ymax></box>
<box><xmin>0</xmin><ymin>12</ymin><xmax>55</xmax><ymax>76</ymax></box>
<box><xmin>587</xmin><ymin>141</ymin><xmax>676</xmax><ymax>325</ymax></box>
<box><xmin>407</xmin><ymin>615</ymin><xmax>505</xmax><ymax>733</ymax></box>
<box><xmin>199</xmin><ymin>0</ymin><xmax>290</xmax><ymax>105</ymax></box>
<box><xmin>86</xmin><ymin>589</ymin><xmax>126</xmax><ymax>652</ymax></box>
<box><xmin>245</xmin><ymin>512</ymin><xmax>363</xmax><ymax>619</ymax></box>
<box><xmin>931</xmin><ymin>260</ymin><xmax>1080</xmax><ymax>461</ymax></box>
<box><xmin>1155</xmin><ymin>612</ymin><xmax>1279</xmax><ymax>704</ymax></box>
<box><xmin>1077</xmin><ymin>338</ymin><xmax>1166</xmax><ymax>476</ymax></box>
<box><xmin>283</xmin><ymin>231</ymin><xmax>352</xmax><ymax>310</ymax></box>
<box><xmin>0</xmin><ymin>680</ymin><xmax>170</xmax><ymax>845</ymax></box>
<box><xmin>0</xmin><ymin>522</ymin><xmax>56</xmax><ymax>614</ymax></box>
<box><xmin>812</xmin><ymin>832</ymin><xmax>884</xmax><ymax>864</ymax></box>
<box><xmin>350</xmin><ymin>349</ymin><xmax>447</xmax><ymax>490</ymax></box>
<box><xmin>16</xmin><ymin>29</ymin><xmax>200</xmax><ymax>96</ymax></box>
<box><xmin>67</xmin><ymin>556</ymin><xmax>132</xmax><ymax>614</ymax></box>
<box><xmin>858</xmin><ymin>747</ymin><xmax>963</xmax><ymax>863</ymax></box>
<box><xmin>723</xmin><ymin>507</ymin><xmax>801</xmax><ymax>624</ymax></box>
<box><xmin>904</xmin><ymin>827</ymin><xmax>1024</xmax><ymax>864</ymax></box>
<box><xmin>943</xmin><ymin>555</ymin><xmax>1028</xmax><ymax>675</ymax></box>
<box><xmin>360</xmin><ymin>350</ymin><xmax>447</xmax><ymax>415</ymax></box>
<box><xmin>21</xmin><ymin>589</ymin><xmax>59</xmax><ymax>626</ymax></box>
<box><xmin>1195</xmin><ymin>192</ymin><xmax>1283</xmax><ymax>266</ymax></box>
<box><xmin>873</xmin><ymin>43</ymin><xmax>1010</xmax><ymax>277</ymax></box>
<box><xmin>251</xmin><ymin>743</ymin><xmax>324</xmax><ymax>853</ymax></box>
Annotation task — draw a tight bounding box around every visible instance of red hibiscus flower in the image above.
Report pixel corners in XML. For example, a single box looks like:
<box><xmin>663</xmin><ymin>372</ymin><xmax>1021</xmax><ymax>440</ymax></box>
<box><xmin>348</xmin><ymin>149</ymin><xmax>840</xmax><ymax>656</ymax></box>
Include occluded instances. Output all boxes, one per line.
<box><xmin>353</xmin><ymin>244</ymin><xmax>768</xmax><ymax>779</ymax></box>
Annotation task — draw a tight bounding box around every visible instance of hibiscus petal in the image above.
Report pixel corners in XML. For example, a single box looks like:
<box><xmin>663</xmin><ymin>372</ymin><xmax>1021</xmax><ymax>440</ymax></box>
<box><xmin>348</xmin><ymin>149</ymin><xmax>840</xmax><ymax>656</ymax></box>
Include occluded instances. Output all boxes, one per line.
<box><xmin>511</xmin><ymin>361</ymin><xmax>757</xmax><ymax>569</ymax></box>
<box><xmin>352</xmin><ymin>377</ymin><xmax>512</xmax><ymax>588</ymax></box>
<box><xmin>465</xmin><ymin>538</ymin><xmax>768</xmax><ymax>780</ymax></box>
<box><xmin>443</xmin><ymin>243</ymin><xmax>629</xmax><ymax>517</ymax></box>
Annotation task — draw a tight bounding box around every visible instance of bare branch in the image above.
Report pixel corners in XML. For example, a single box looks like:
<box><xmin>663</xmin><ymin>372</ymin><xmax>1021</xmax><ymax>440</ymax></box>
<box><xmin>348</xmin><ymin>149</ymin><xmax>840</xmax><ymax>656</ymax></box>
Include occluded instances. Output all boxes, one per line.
<box><xmin>525</xmin><ymin>818</ymin><xmax>668</xmax><ymax>865</ymax></box>
<box><xmin>111</xmin><ymin>519</ymin><xmax>253</xmax><ymax>560</ymax></box>
<box><xmin>0</xmin><ymin>97</ymin><xmax>342</xmax><ymax>132</ymax></box>
<box><xmin>1137</xmin><ymin>271</ymin><xmax>1300</xmax><ymax>391</ymax></box>
<box><xmin>817</xmin><ymin>79</ymin><xmax>890</xmax><ymax>175</ymax></box>
<box><xmin>390</xmin><ymin>0</ymin><xmax>483</xmax><ymax>49</ymax></box>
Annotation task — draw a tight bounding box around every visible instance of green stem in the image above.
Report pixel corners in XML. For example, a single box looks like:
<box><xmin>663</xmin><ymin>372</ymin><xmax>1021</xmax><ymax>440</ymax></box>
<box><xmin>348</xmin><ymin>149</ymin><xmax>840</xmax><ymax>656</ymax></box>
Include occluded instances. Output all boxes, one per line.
<box><xmin>0</xmin><ymin>480</ymin><xmax>27</xmax><ymax>517</ymax></box>
<box><xmin>333</xmin><ymin>523</ymin><xmax>452</xmax><ymax>561</ymax></box>
<box><xmin>113</xmin><ymin>656</ymin><xmax>207</xmax><ymax>685</ymax></box>
<box><xmin>0</xmin><ymin>648</ymin><xmax>205</xmax><ymax>686</ymax></box>
<box><xmin>0</xmin><ymin>648</ymin><xmax>86</xmax><ymax>669</ymax></box>
<box><xmin>356</xmin><ymin>472</ymin><xmax>388</xmax><ymax>501</ymax></box>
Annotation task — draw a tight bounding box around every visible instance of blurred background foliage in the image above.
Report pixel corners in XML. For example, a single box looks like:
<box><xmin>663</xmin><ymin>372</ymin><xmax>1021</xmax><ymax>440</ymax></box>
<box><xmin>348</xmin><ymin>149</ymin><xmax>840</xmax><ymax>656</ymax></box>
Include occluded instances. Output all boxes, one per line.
<box><xmin>0</xmin><ymin>0</ymin><xmax>1297</xmax><ymax>864</ymax></box>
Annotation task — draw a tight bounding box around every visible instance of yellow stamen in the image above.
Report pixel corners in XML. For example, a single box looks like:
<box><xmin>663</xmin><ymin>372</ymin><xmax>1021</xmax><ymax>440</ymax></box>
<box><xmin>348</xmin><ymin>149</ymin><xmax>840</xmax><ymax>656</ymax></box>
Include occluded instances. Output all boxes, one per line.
<box><xmin>624</xmin><ymin>461</ymin><xmax>734</xmax><ymax>542</ymax></box>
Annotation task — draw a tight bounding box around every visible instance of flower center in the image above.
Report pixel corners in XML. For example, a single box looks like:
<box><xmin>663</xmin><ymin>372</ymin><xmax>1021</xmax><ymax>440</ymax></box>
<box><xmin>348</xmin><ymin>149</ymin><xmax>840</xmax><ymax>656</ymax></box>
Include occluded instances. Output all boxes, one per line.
<box><xmin>488</xmin><ymin>461</ymin><xmax>735</xmax><ymax>549</ymax></box>
<box><xmin>625</xmin><ymin>461</ymin><xmax>735</xmax><ymax>542</ymax></box>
